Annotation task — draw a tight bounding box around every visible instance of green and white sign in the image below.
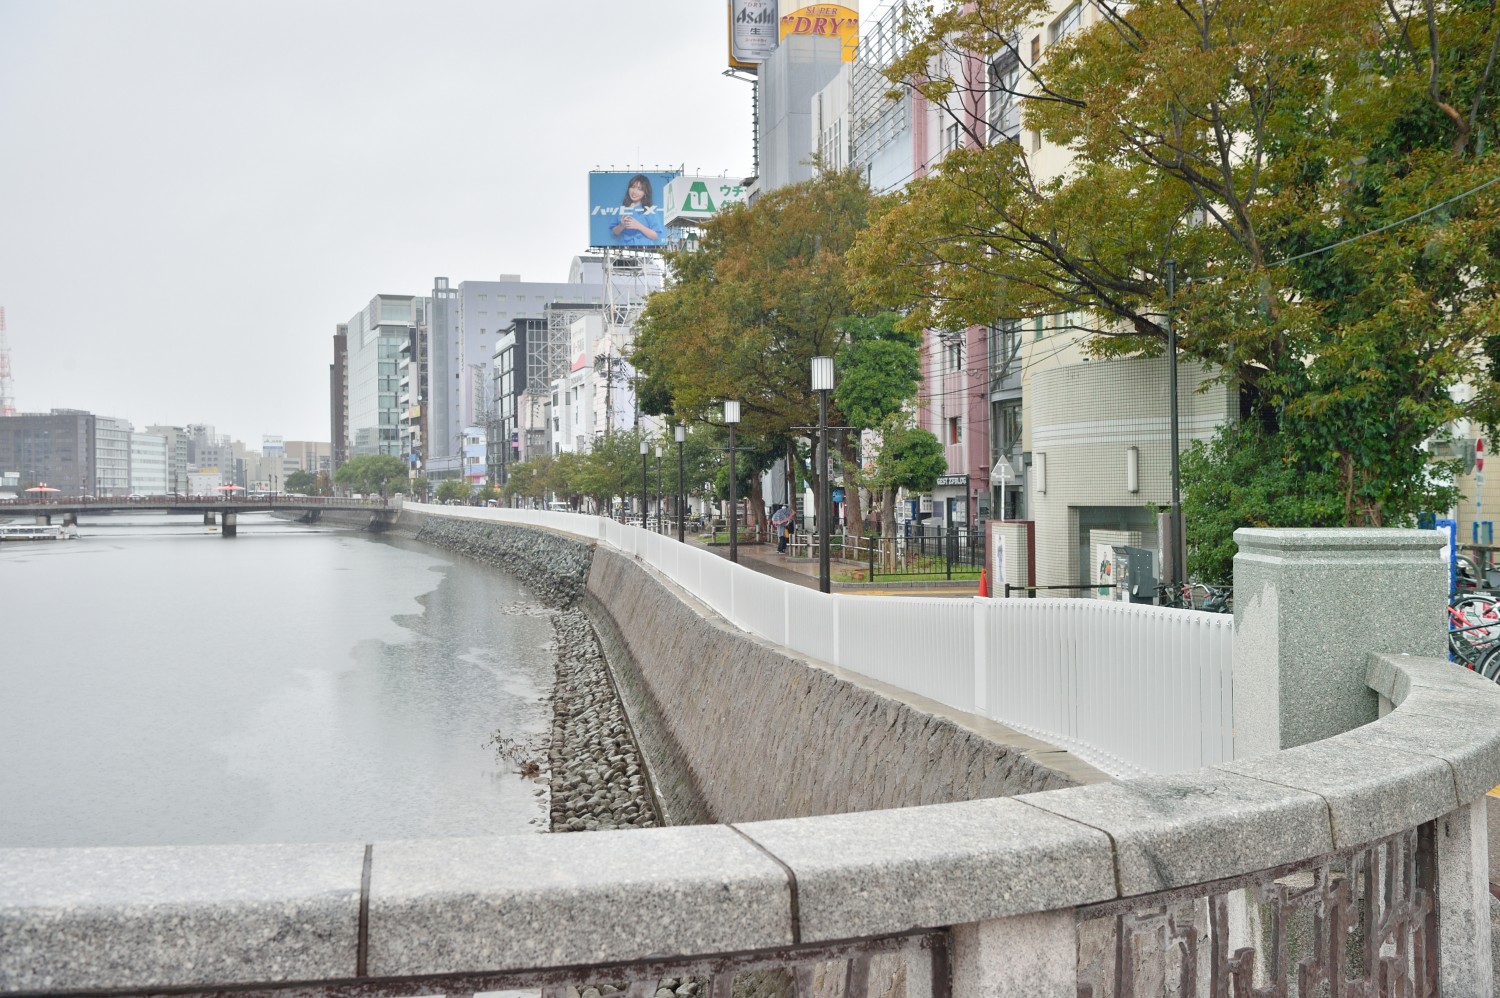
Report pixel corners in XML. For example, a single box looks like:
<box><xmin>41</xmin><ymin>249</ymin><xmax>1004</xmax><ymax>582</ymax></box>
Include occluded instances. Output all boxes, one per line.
<box><xmin>663</xmin><ymin>177</ymin><xmax>748</xmax><ymax>227</ymax></box>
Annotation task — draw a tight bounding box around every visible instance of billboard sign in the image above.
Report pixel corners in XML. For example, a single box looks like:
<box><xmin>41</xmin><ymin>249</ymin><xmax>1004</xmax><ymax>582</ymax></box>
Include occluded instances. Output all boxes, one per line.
<box><xmin>588</xmin><ymin>171</ymin><xmax>679</xmax><ymax>249</ymax></box>
<box><xmin>729</xmin><ymin>0</ymin><xmax>777</xmax><ymax>68</ymax></box>
<box><xmin>663</xmin><ymin>177</ymin><xmax>749</xmax><ymax>227</ymax></box>
<box><xmin>778</xmin><ymin>2</ymin><xmax>859</xmax><ymax>62</ymax></box>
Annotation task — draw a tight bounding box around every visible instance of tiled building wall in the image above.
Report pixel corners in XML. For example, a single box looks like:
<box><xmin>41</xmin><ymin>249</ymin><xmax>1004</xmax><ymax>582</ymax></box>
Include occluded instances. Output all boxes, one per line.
<box><xmin>1026</xmin><ymin>356</ymin><xmax>1235</xmax><ymax>588</ymax></box>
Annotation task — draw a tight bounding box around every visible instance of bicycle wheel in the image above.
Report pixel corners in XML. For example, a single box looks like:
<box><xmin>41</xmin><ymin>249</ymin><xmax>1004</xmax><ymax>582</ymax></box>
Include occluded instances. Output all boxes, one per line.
<box><xmin>1452</xmin><ymin>594</ymin><xmax>1500</xmax><ymax>645</ymax></box>
<box><xmin>1480</xmin><ymin>643</ymin><xmax>1500</xmax><ymax>681</ymax></box>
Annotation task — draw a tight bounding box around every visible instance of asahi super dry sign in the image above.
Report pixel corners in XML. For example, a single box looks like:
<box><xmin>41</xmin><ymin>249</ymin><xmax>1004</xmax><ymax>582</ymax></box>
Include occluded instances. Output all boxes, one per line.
<box><xmin>778</xmin><ymin>1</ymin><xmax>858</xmax><ymax>61</ymax></box>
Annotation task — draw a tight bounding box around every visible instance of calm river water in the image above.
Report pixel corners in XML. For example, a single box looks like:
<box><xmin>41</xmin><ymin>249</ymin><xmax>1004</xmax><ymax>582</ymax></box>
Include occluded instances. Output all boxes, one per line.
<box><xmin>0</xmin><ymin>511</ymin><xmax>556</xmax><ymax>848</ymax></box>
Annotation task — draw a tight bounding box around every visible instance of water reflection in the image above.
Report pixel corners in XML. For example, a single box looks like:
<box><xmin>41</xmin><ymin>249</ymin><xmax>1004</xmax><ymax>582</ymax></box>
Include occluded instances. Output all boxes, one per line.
<box><xmin>0</xmin><ymin>512</ymin><xmax>555</xmax><ymax>846</ymax></box>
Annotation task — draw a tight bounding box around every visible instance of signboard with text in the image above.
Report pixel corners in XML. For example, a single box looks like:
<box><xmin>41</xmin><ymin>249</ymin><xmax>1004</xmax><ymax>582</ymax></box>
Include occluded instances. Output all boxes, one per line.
<box><xmin>778</xmin><ymin>1</ymin><xmax>859</xmax><ymax>61</ymax></box>
<box><xmin>664</xmin><ymin>177</ymin><xmax>749</xmax><ymax>227</ymax></box>
<box><xmin>729</xmin><ymin>0</ymin><xmax>778</xmax><ymax>68</ymax></box>
<box><xmin>588</xmin><ymin>171</ymin><xmax>679</xmax><ymax>249</ymax></box>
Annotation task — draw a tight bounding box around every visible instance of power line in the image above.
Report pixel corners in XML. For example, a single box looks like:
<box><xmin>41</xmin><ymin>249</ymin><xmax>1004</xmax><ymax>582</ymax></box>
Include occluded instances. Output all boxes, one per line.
<box><xmin>1272</xmin><ymin>173</ymin><xmax>1500</xmax><ymax>266</ymax></box>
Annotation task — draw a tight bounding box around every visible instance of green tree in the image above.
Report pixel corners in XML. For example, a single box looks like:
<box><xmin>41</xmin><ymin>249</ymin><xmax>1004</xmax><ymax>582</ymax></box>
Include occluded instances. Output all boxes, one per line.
<box><xmin>634</xmin><ymin>168</ymin><xmax>879</xmax><ymax>533</ymax></box>
<box><xmin>502</xmin><ymin>454</ymin><xmax>557</xmax><ymax>504</ymax></box>
<box><xmin>284</xmin><ymin>470</ymin><xmax>317</xmax><ymax>494</ymax></box>
<box><xmin>834</xmin><ymin>312</ymin><xmax>922</xmax><ymax>534</ymax></box>
<box><xmin>334</xmin><ymin>455</ymin><xmax>409</xmax><ymax>497</ymax></box>
<box><xmin>852</xmin><ymin>0</ymin><xmax>1500</xmax><ymax>553</ymax></box>
<box><xmin>435</xmin><ymin>478</ymin><xmax>473</xmax><ymax>504</ymax></box>
<box><xmin>571</xmin><ymin>430</ymin><xmax>648</xmax><ymax>515</ymax></box>
<box><xmin>1180</xmin><ymin>423</ymin><xmax>1347</xmax><ymax>584</ymax></box>
<box><xmin>858</xmin><ymin>419</ymin><xmax>947</xmax><ymax>544</ymax></box>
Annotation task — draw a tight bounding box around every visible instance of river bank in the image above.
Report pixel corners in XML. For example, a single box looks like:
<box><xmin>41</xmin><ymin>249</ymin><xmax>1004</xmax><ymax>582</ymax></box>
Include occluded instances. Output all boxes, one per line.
<box><xmin>402</xmin><ymin>516</ymin><xmax>661</xmax><ymax>834</ymax></box>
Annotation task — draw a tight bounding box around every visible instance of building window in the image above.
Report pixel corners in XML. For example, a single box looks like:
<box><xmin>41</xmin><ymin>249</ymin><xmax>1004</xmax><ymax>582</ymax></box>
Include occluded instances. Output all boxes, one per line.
<box><xmin>1050</xmin><ymin>3</ymin><xmax>1081</xmax><ymax>45</ymax></box>
<box><xmin>1031</xmin><ymin>35</ymin><xmax>1041</xmax><ymax>62</ymax></box>
<box><xmin>998</xmin><ymin>401</ymin><xmax>1022</xmax><ymax>456</ymax></box>
<box><xmin>993</xmin><ymin>320</ymin><xmax>1021</xmax><ymax>377</ymax></box>
<box><xmin>948</xmin><ymin>417</ymin><xmax>962</xmax><ymax>445</ymax></box>
<box><xmin>1033</xmin><ymin>316</ymin><xmax>1046</xmax><ymax>340</ymax></box>
<box><xmin>944</xmin><ymin>336</ymin><xmax>964</xmax><ymax>372</ymax></box>
<box><xmin>989</xmin><ymin>54</ymin><xmax>1021</xmax><ymax>144</ymax></box>
<box><xmin>1032</xmin><ymin>129</ymin><xmax>1042</xmax><ymax>151</ymax></box>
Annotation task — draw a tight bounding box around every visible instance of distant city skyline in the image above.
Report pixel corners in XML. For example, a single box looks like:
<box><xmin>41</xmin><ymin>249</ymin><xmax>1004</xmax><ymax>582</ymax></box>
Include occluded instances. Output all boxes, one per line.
<box><xmin>0</xmin><ymin>1</ymin><xmax>752</xmax><ymax>445</ymax></box>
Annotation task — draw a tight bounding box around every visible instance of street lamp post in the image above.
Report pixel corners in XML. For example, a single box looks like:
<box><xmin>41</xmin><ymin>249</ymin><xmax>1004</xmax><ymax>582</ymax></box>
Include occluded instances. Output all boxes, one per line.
<box><xmin>1166</xmin><ymin>259</ymin><xmax>1185</xmax><ymax>596</ymax></box>
<box><xmin>639</xmin><ymin>438</ymin><xmax>650</xmax><ymax>530</ymax></box>
<box><xmin>675</xmin><ymin>424</ymin><xmax>686</xmax><ymax>543</ymax></box>
<box><xmin>724</xmin><ymin>400</ymin><xmax>741</xmax><ymax>563</ymax></box>
<box><xmin>655</xmin><ymin>444</ymin><xmax>663</xmax><ymax>534</ymax></box>
<box><xmin>811</xmin><ymin>357</ymin><xmax>835</xmax><ymax>594</ymax></box>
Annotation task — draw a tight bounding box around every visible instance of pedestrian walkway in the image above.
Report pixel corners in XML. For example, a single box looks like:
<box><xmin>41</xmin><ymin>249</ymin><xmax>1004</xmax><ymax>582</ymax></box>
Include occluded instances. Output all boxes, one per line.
<box><xmin>696</xmin><ymin>537</ymin><xmax>979</xmax><ymax>598</ymax></box>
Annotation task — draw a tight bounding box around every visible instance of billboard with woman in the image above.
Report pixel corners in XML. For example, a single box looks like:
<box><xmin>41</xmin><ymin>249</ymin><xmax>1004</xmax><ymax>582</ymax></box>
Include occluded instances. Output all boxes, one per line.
<box><xmin>588</xmin><ymin>171</ymin><xmax>679</xmax><ymax>249</ymax></box>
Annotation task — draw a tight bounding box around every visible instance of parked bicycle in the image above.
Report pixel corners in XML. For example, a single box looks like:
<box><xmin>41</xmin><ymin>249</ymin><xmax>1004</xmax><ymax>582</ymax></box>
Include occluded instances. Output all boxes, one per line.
<box><xmin>1448</xmin><ymin>592</ymin><xmax>1500</xmax><ymax>675</ymax></box>
<box><xmin>1157</xmin><ymin>582</ymin><xmax>1232</xmax><ymax>613</ymax></box>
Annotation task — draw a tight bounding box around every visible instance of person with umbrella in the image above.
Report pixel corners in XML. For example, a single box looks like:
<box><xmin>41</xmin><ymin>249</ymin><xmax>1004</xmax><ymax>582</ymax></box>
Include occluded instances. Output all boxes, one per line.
<box><xmin>772</xmin><ymin>503</ymin><xmax>794</xmax><ymax>553</ymax></box>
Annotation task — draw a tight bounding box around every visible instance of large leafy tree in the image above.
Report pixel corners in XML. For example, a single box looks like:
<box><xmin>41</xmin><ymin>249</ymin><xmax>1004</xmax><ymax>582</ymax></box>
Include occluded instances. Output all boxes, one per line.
<box><xmin>334</xmin><ymin>455</ymin><xmax>409</xmax><ymax>497</ymax></box>
<box><xmin>435</xmin><ymin>478</ymin><xmax>473</xmax><ymax>504</ymax></box>
<box><xmin>634</xmin><ymin>168</ymin><xmax>878</xmax><ymax>534</ymax></box>
<box><xmin>284</xmin><ymin>470</ymin><xmax>317</xmax><ymax>494</ymax></box>
<box><xmin>852</xmin><ymin>0</ymin><xmax>1499</xmax><ymax>543</ymax></box>
<box><xmin>835</xmin><ymin>312</ymin><xmax>924</xmax><ymax>533</ymax></box>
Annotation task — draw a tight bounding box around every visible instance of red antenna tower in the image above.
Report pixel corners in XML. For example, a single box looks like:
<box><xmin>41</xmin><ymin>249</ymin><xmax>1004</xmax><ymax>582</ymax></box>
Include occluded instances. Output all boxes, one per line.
<box><xmin>0</xmin><ymin>306</ymin><xmax>14</xmax><ymax>416</ymax></box>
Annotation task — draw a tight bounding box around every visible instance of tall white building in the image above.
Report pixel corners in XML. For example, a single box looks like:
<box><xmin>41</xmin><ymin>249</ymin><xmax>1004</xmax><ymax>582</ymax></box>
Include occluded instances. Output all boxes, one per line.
<box><xmin>146</xmin><ymin>425</ymin><xmax>191</xmax><ymax>495</ymax></box>
<box><xmin>343</xmin><ymin>295</ymin><xmax>428</xmax><ymax>460</ymax></box>
<box><xmin>128</xmin><ymin>431</ymin><xmax>168</xmax><ymax>495</ymax></box>
<box><xmin>95</xmin><ymin>416</ymin><xmax>133</xmax><ymax>496</ymax></box>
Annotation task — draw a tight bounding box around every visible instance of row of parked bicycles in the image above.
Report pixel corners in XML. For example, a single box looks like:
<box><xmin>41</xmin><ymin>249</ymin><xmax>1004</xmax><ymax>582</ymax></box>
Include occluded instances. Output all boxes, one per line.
<box><xmin>1449</xmin><ymin>589</ymin><xmax>1500</xmax><ymax>677</ymax></box>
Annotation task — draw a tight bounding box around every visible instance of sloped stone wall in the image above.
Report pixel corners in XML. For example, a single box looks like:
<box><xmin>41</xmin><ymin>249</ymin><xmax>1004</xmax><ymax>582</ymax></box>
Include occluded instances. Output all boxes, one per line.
<box><xmin>585</xmin><ymin>546</ymin><xmax>1083</xmax><ymax>825</ymax></box>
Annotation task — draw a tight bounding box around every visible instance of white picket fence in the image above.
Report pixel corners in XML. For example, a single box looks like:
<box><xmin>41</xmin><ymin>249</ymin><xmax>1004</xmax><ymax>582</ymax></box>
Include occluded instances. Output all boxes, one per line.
<box><xmin>421</xmin><ymin>506</ymin><xmax>1234</xmax><ymax>777</ymax></box>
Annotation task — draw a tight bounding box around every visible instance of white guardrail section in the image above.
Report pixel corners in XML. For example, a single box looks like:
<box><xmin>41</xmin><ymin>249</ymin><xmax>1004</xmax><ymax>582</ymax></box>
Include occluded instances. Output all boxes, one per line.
<box><xmin>418</xmin><ymin>507</ymin><xmax>1234</xmax><ymax>776</ymax></box>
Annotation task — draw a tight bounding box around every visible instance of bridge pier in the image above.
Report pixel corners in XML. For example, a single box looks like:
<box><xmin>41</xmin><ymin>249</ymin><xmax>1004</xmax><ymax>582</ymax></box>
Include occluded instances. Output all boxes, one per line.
<box><xmin>33</xmin><ymin>513</ymin><xmax>50</xmax><ymax>526</ymax></box>
<box><xmin>203</xmin><ymin>512</ymin><xmax>216</xmax><ymax>526</ymax></box>
<box><xmin>62</xmin><ymin>512</ymin><xmax>76</xmax><ymax>527</ymax></box>
<box><xmin>221</xmin><ymin>513</ymin><xmax>237</xmax><ymax>538</ymax></box>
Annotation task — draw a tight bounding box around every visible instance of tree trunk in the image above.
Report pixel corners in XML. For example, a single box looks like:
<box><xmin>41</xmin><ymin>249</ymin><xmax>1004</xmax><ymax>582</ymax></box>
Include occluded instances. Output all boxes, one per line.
<box><xmin>751</xmin><ymin>472</ymin><xmax>766</xmax><ymax>542</ymax></box>
<box><xmin>840</xmin><ymin>432</ymin><xmax>865</xmax><ymax>540</ymax></box>
<box><xmin>881</xmin><ymin>486</ymin><xmax>900</xmax><ymax>570</ymax></box>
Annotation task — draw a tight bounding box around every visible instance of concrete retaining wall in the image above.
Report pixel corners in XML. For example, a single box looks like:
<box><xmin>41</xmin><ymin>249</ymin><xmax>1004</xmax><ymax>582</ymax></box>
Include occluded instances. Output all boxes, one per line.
<box><xmin>585</xmin><ymin>545</ymin><xmax>1089</xmax><ymax>825</ymax></box>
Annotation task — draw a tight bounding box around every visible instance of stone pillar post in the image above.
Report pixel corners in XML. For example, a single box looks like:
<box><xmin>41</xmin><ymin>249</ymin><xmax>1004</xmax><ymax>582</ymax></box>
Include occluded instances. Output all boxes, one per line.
<box><xmin>1436</xmin><ymin>800</ymin><xmax>1494</xmax><ymax>995</ymax></box>
<box><xmin>1231</xmin><ymin>528</ymin><xmax>1445</xmax><ymax>758</ymax></box>
<box><xmin>949</xmin><ymin>910</ymin><xmax>1076</xmax><ymax>996</ymax></box>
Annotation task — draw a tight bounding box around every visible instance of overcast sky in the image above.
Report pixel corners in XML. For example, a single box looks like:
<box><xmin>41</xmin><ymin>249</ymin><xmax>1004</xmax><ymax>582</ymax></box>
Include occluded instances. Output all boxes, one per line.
<box><xmin>0</xmin><ymin>1</ymin><xmax>753</xmax><ymax>445</ymax></box>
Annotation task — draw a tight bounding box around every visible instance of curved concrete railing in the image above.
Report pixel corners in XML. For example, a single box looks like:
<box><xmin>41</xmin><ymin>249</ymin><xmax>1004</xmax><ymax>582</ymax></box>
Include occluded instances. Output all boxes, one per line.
<box><xmin>3</xmin><ymin>651</ymin><xmax>1495</xmax><ymax>994</ymax></box>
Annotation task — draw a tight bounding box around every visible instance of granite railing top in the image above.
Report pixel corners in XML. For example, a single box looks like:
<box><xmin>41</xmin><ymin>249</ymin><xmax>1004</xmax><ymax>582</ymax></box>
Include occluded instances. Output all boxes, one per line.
<box><xmin>2</xmin><ymin>652</ymin><xmax>1497</xmax><ymax>994</ymax></box>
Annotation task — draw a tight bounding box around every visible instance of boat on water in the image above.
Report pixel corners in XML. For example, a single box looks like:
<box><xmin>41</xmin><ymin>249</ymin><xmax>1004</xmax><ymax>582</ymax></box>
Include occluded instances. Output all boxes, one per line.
<box><xmin>0</xmin><ymin>524</ymin><xmax>71</xmax><ymax>542</ymax></box>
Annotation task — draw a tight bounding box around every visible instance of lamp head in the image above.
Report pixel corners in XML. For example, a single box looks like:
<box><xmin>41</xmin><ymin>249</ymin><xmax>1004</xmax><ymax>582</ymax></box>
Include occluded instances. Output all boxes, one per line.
<box><xmin>675</xmin><ymin>424</ymin><xmax>686</xmax><ymax>443</ymax></box>
<box><xmin>723</xmin><ymin>400</ymin><xmax>741</xmax><ymax>425</ymax></box>
<box><xmin>640</xmin><ymin>439</ymin><xmax>649</xmax><ymax>455</ymax></box>
<box><xmin>811</xmin><ymin>356</ymin><xmax>835</xmax><ymax>392</ymax></box>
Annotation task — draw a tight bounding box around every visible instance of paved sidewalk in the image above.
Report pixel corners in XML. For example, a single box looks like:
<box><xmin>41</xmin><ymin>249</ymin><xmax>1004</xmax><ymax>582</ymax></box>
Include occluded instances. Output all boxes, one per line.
<box><xmin>697</xmin><ymin>537</ymin><xmax>980</xmax><ymax>598</ymax></box>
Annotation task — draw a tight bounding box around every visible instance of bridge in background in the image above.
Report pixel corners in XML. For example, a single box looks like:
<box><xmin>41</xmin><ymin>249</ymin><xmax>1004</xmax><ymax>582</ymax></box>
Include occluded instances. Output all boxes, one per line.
<box><xmin>0</xmin><ymin>496</ymin><xmax>400</xmax><ymax>536</ymax></box>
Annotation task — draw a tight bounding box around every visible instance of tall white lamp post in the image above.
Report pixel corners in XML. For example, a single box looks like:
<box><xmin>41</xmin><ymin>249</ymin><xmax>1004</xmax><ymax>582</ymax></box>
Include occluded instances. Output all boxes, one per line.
<box><xmin>812</xmin><ymin>356</ymin><xmax>834</xmax><ymax>594</ymax></box>
<box><xmin>725</xmin><ymin>400</ymin><xmax>741</xmax><ymax>563</ymax></box>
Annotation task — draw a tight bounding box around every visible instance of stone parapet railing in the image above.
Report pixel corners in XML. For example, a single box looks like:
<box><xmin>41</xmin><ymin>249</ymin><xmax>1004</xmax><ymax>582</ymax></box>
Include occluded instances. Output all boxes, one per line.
<box><xmin>4</xmin><ymin>651</ymin><xmax>1496</xmax><ymax>995</ymax></box>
